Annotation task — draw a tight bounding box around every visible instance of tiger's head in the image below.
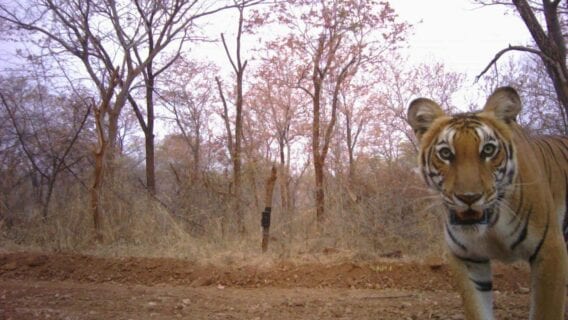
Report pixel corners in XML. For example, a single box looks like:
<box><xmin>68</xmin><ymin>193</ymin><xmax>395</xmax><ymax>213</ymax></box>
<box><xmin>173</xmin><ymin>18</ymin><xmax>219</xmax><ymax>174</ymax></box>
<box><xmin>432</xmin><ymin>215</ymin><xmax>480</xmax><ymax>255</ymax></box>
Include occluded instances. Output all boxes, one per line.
<box><xmin>407</xmin><ymin>87</ymin><xmax>522</xmax><ymax>226</ymax></box>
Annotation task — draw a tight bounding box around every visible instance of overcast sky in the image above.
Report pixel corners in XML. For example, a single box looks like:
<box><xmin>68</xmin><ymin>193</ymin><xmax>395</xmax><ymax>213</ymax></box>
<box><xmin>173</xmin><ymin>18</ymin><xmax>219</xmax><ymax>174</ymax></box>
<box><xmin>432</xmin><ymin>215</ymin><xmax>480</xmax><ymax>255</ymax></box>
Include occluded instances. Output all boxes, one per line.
<box><xmin>196</xmin><ymin>1</ymin><xmax>533</xmax><ymax>82</ymax></box>
<box><xmin>391</xmin><ymin>1</ymin><xmax>532</xmax><ymax>76</ymax></box>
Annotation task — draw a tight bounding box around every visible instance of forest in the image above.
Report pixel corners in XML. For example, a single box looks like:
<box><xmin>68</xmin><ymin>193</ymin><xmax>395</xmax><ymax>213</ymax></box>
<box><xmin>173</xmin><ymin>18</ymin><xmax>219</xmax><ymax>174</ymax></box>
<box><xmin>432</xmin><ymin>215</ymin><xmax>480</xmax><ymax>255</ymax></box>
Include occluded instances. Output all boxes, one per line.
<box><xmin>0</xmin><ymin>0</ymin><xmax>566</xmax><ymax>261</ymax></box>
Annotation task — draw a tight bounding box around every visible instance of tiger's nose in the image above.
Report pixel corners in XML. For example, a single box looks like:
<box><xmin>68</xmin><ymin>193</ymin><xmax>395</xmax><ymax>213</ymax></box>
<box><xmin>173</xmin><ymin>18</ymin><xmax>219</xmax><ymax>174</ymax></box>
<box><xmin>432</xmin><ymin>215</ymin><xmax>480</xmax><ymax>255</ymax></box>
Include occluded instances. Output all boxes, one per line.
<box><xmin>455</xmin><ymin>193</ymin><xmax>482</xmax><ymax>206</ymax></box>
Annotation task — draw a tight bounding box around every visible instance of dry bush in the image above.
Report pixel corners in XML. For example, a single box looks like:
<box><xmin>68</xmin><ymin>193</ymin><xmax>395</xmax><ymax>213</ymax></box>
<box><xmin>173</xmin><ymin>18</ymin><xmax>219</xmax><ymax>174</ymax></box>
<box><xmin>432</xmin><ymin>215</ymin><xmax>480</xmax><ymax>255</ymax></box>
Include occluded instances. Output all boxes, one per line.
<box><xmin>0</xmin><ymin>153</ymin><xmax>445</xmax><ymax>263</ymax></box>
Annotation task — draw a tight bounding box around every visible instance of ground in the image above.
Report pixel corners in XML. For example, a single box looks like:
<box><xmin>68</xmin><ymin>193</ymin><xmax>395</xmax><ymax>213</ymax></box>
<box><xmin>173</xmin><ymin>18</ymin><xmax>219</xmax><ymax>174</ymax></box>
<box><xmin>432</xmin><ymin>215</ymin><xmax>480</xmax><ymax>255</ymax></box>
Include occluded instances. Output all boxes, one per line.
<box><xmin>0</xmin><ymin>251</ymin><xmax>537</xmax><ymax>319</ymax></box>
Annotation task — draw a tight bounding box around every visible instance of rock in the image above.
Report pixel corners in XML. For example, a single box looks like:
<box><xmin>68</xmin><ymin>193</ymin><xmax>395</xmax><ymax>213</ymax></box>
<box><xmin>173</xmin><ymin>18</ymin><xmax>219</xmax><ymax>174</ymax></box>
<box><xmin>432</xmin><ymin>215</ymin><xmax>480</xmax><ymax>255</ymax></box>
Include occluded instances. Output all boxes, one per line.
<box><xmin>1</xmin><ymin>262</ymin><xmax>18</xmax><ymax>271</ymax></box>
<box><xmin>518</xmin><ymin>286</ymin><xmax>530</xmax><ymax>294</ymax></box>
<box><xmin>26</xmin><ymin>255</ymin><xmax>47</xmax><ymax>267</ymax></box>
<box><xmin>190</xmin><ymin>277</ymin><xmax>213</xmax><ymax>287</ymax></box>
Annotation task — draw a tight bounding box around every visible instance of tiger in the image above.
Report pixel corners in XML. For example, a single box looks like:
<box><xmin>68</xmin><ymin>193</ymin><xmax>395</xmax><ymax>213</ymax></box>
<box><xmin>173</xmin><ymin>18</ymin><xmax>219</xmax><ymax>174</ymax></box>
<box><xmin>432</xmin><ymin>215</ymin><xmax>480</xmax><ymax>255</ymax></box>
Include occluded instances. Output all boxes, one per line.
<box><xmin>407</xmin><ymin>87</ymin><xmax>568</xmax><ymax>320</ymax></box>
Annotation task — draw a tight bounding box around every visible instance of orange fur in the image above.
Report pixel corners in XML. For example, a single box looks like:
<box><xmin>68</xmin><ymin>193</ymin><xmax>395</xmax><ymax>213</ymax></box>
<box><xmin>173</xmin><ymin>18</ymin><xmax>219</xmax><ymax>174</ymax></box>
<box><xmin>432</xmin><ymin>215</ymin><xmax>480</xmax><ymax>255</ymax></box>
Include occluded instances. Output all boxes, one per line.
<box><xmin>408</xmin><ymin>87</ymin><xmax>568</xmax><ymax>320</ymax></box>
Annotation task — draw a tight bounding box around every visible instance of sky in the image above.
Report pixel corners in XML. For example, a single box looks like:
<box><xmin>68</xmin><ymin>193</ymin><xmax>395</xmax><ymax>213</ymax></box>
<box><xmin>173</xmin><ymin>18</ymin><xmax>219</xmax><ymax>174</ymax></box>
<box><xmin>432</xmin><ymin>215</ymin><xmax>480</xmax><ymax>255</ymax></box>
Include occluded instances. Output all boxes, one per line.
<box><xmin>192</xmin><ymin>0</ymin><xmax>534</xmax><ymax>103</ymax></box>
<box><xmin>390</xmin><ymin>0</ymin><xmax>532</xmax><ymax>77</ymax></box>
<box><xmin>0</xmin><ymin>0</ymin><xmax>535</xmax><ymax>110</ymax></box>
<box><xmin>0</xmin><ymin>1</ymin><xmax>533</xmax><ymax>85</ymax></box>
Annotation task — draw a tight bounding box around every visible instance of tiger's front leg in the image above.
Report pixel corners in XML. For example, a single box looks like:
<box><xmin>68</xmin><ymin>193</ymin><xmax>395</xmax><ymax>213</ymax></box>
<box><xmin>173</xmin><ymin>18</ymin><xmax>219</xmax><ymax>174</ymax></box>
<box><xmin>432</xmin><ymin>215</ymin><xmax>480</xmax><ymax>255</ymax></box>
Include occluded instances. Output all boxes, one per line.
<box><xmin>528</xmin><ymin>228</ymin><xmax>567</xmax><ymax>320</ymax></box>
<box><xmin>449</xmin><ymin>254</ymin><xmax>494</xmax><ymax>320</ymax></box>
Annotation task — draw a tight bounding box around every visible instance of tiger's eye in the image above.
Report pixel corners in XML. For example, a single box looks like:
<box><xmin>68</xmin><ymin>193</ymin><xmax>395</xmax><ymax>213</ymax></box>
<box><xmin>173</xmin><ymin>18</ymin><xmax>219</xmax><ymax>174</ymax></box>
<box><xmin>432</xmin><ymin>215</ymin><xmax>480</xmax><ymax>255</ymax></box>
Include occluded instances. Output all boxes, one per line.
<box><xmin>481</xmin><ymin>144</ymin><xmax>497</xmax><ymax>158</ymax></box>
<box><xmin>438</xmin><ymin>147</ymin><xmax>454</xmax><ymax>161</ymax></box>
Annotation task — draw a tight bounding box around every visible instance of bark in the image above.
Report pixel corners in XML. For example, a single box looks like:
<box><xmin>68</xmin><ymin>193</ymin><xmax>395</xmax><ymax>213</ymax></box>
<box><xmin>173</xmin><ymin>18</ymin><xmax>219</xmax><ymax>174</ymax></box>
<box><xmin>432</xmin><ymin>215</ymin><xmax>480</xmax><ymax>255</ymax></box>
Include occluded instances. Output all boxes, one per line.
<box><xmin>91</xmin><ymin>69</ymin><xmax>119</xmax><ymax>243</ymax></box>
<box><xmin>513</xmin><ymin>0</ymin><xmax>568</xmax><ymax>116</ymax></box>
<box><xmin>478</xmin><ymin>1</ymin><xmax>568</xmax><ymax>119</ymax></box>
<box><xmin>92</xmin><ymin>107</ymin><xmax>106</xmax><ymax>243</ymax></box>
<box><xmin>261</xmin><ymin>165</ymin><xmax>277</xmax><ymax>253</ymax></box>
<box><xmin>219</xmin><ymin>2</ymin><xmax>248</xmax><ymax>235</ymax></box>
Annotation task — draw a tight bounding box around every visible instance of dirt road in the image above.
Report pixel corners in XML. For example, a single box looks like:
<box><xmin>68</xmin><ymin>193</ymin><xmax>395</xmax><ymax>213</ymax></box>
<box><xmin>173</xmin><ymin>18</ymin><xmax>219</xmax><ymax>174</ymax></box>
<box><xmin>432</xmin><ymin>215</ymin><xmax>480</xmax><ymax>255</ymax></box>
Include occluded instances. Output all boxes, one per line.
<box><xmin>0</xmin><ymin>252</ymin><xmax>533</xmax><ymax>319</ymax></box>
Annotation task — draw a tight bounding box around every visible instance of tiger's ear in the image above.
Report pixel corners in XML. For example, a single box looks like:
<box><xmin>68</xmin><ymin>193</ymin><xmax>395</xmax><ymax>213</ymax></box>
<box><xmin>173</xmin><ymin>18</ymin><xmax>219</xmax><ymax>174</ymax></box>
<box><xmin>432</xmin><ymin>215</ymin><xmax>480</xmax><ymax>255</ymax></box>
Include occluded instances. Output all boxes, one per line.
<box><xmin>483</xmin><ymin>87</ymin><xmax>522</xmax><ymax>123</ymax></box>
<box><xmin>407</xmin><ymin>98</ymin><xmax>445</xmax><ymax>140</ymax></box>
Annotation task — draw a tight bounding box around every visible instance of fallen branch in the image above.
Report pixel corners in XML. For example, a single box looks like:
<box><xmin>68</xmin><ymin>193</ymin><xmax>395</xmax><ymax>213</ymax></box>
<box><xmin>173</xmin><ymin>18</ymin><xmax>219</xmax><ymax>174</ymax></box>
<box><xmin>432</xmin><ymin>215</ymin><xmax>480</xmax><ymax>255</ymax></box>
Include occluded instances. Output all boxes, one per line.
<box><xmin>363</xmin><ymin>293</ymin><xmax>417</xmax><ymax>300</ymax></box>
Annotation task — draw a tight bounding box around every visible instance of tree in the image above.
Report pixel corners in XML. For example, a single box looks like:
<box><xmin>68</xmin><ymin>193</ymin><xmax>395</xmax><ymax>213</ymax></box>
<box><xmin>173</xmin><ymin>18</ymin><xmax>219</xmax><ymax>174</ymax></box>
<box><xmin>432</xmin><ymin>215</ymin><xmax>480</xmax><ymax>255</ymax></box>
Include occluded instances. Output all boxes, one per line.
<box><xmin>477</xmin><ymin>54</ymin><xmax>566</xmax><ymax>134</ymax></box>
<box><xmin>0</xmin><ymin>76</ymin><xmax>91</xmax><ymax>220</ymax></box>
<box><xmin>160</xmin><ymin>57</ymin><xmax>218</xmax><ymax>180</ymax></box>
<box><xmin>376</xmin><ymin>56</ymin><xmax>465</xmax><ymax>155</ymax></box>
<box><xmin>247</xmin><ymin>48</ymin><xmax>308</xmax><ymax>217</ymax></box>
<box><xmin>274</xmin><ymin>0</ymin><xmax>409</xmax><ymax>227</ymax></box>
<box><xmin>338</xmin><ymin>78</ymin><xmax>374</xmax><ymax>182</ymax></box>
<box><xmin>476</xmin><ymin>0</ymin><xmax>568</xmax><ymax>121</ymax></box>
<box><xmin>215</xmin><ymin>0</ymin><xmax>252</xmax><ymax>235</ymax></box>
<box><xmin>0</xmin><ymin>0</ymin><xmax>264</xmax><ymax>240</ymax></box>
<box><xmin>122</xmin><ymin>0</ymin><xmax>263</xmax><ymax>195</ymax></box>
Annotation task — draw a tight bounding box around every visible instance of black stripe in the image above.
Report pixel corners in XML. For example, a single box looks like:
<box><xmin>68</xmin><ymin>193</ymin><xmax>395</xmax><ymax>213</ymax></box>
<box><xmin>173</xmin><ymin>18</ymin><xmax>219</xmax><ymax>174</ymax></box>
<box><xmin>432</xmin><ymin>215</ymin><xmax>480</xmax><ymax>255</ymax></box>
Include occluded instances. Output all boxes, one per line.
<box><xmin>471</xmin><ymin>279</ymin><xmax>493</xmax><ymax>292</ymax></box>
<box><xmin>507</xmin><ymin>142</ymin><xmax>514</xmax><ymax>160</ymax></box>
<box><xmin>510</xmin><ymin>208</ymin><xmax>531</xmax><ymax>250</ymax></box>
<box><xmin>488</xmin><ymin>208</ymin><xmax>500</xmax><ymax>227</ymax></box>
<box><xmin>446</xmin><ymin>223</ymin><xmax>467</xmax><ymax>252</ymax></box>
<box><xmin>509</xmin><ymin>197</ymin><xmax>531</xmax><ymax>235</ymax></box>
<box><xmin>529</xmin><ymin>219</ymin><xmax>550</xmax><ymax>264</ymax></box>
<box><xmin>454</xmin><ymin>254</ymin><xmax>489</xmax><ymax>264</ymax></box>
<box><xmin>509</xmin><ymin>183</ymin><xmax>524</xmax><ymax>225</ymax></box>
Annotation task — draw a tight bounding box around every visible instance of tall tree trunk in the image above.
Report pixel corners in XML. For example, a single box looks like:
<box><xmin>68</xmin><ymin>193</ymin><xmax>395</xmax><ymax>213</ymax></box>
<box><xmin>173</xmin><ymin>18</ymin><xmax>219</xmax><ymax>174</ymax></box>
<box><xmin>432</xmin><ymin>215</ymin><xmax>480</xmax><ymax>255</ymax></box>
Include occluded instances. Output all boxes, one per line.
<box><xmin>261</xmin><ymin>165</ymin><xmax>277</xmax><ymax>252</ymax></box>
<box><xmin>513</xmin><ymin>0</ymin><xmax>568</xmax><ymax>119</ymax></box>
<box><xmin>278</xmin><ymin>138</ymin><xmax>291</xmax><ymax>217</ymax></box>
<box><xmin>92</xmin><ymin>107</ymin><xmax>106</xmax><ymax>243</ymax></box>
<box><xmin>145</xmin><ymin>61</ymin><xmax>156</xmax><ymax>195</ymax></box>
<box><xmin>312</xmin><ymin>71</ymin><xmax>325</xmax><ymax>226</ymax></box>
<box><xmin>314</xmin><ymin>156</ymin><xmax>325</xmax><ymax>225</ymax></box>
<box><xmin>91</xmin><ymin>69</ymin><xmax>119</xmax><ymax>243</ymax></box>
<box><xmin>219</xmin><ymin>1</ymin><xmax>248</xmax><ymax>235</ymax></box>
<box><xmin>345</xmin><ymin>111</ymin><xmax>356</xmax><ymax>182</ymax></box>
<box><xmin>234</xmin><ymin>70</ymin><xmax>244</xmax><ymax>234</ymax></box>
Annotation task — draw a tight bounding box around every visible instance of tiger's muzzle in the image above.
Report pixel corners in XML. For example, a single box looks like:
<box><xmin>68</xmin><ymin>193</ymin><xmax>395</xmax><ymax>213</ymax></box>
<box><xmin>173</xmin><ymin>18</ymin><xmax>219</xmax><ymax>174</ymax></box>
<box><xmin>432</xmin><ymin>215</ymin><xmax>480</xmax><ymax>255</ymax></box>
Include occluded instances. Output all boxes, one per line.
<box><xmin>449</xmin><ymin>208</ymin><xmax>492</xmax><ymax>225</ymax></box>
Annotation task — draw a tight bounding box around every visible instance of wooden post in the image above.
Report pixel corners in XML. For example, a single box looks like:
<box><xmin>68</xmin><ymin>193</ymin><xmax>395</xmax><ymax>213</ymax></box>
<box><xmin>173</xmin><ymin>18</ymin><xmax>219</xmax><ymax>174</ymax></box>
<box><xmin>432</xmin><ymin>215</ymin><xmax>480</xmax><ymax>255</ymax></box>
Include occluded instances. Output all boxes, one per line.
<box><xmin>261</xmin><ymin>165</ymin><xmax>277</xmax><ymax>253</ymax></box>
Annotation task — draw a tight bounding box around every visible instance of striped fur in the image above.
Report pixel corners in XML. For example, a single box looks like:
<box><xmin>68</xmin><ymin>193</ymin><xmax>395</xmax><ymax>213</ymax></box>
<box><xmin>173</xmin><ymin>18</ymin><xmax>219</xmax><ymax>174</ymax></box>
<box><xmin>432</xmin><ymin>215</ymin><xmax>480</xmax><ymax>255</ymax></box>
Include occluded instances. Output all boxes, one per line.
<box><xmin>407</xmin><ymin>87</ymin><xmax>568</xmax><ymax>320</ymax></box>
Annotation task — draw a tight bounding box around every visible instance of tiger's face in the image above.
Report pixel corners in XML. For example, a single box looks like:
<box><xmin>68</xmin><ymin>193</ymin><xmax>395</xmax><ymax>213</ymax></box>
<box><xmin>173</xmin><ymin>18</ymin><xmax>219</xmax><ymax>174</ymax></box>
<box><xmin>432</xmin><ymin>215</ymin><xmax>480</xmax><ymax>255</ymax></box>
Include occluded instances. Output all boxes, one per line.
<box><xmin>408</xmin><ymin>88</ymin><xmax>521</xmax><ymax>225</ymax></box>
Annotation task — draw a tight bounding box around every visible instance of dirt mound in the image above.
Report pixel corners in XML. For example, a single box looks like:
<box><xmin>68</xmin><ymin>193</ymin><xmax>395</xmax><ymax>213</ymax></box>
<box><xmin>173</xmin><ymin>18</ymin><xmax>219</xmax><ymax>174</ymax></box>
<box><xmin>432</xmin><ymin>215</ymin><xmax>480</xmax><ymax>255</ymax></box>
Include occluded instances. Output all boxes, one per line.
<box><xmin>0</xmin><ymin>251</ymin><xmax>537</xmax><ymax>320</ymax></box>
<box><xmin>0</xmin><ymin>251</ymin><xmax>529</xmax><ymax>291</ymax></box>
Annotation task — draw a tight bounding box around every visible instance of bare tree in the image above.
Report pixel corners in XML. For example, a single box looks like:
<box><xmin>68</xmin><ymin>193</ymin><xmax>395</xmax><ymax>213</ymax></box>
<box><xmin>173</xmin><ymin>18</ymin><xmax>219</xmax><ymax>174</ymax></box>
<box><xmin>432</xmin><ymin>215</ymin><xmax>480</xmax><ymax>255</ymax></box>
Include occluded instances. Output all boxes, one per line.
<box><xmin>0</xmin><ymin>76</ymin><xmax>91</xmax><ymax>220</ymax></box>
<box><xmin>477</xmin><ymin>54</ymin><xmax>566</xmax><ymax>134</ymax></box>
<box><xmin>122</xmin><ymin>0</ymin><xmax>264</xmax><ymax>195</ymax></box>
<box><xmin>377</xmin><ymin>56</ymin><xmax>465</xmax><ymax>155</ymax></box>
<box><xmin>476</xmin><ymin>0</ymin><xmax>568</xmax><ymax>120</ymax></box>
<box><xmin>275</xmin><ymin>0</ymin><xmax>409</xmax><ymax>227</ymax></box>
<box><xmin>215</xmin><ymin>0</ymin><xmax>251</xmax><ymax>235</ymax></box>
<box><xmin>247</xmin><ymin>48</ymin><xmax>307</xmax><ymax>218</ymax></box>
<box><xmin>0</xmin><ymin>0</ymin><xmax>264</xmax><ymax>240</ymax></box>
<box><xmin>160</xmin><ymin>57</ymin><xmax>218</xmax><ymax>180</ymax></box>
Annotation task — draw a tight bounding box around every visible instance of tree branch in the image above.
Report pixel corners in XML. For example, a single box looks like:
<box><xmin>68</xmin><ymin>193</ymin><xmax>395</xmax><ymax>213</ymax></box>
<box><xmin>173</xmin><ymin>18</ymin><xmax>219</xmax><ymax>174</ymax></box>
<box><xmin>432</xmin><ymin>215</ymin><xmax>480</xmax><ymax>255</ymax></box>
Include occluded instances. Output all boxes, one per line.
<box><xmin>476</xmin><ymin>45</ymin><xmax>551</xmax><ymax>81</ymax></box>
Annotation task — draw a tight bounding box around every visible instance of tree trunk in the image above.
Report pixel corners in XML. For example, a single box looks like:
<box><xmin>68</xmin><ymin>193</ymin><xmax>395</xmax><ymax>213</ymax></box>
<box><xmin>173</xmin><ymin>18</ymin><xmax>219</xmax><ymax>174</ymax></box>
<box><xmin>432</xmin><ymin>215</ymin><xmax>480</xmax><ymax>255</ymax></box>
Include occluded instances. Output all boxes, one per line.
<box><xmin>145</xmin><ymin>62</ymin><xmax>156</xmax><ymax>195</ymax></box>
<box><xmin>312</xmin><ymin>46</ymin><xmax>325</xmax><ymax>228</ymax></box>
<box><xmin>278</xmin><ymin>138</ymin><xmax>291</xmax><ymax>217</ymax></box>
<box><xmin>314</xmin><ymin>156</ymin><xmax>325</xmax><ymax>225</ymax></box>
<box><xmin>261</xmin><ymin>165</ymin><xmax>277</xmax><ymax>253</ymax></box>
<box><xmin>90</xmin><ymin>69</ymin><xmax>119</xmax><ymax>243</ymax></box>
<box><xmin>513</xmin><ymin>0</ymin><xmax>568</xmax><ymax>121</ymax></box>
<box><xmin>345</xmin><ymin>111</ymin><xmax>356</xmax><ymax>182</ymax></box>
<box><xmin>91</xmin><ymin>107</ymin><xmax>106</xmax><ymax>243</ymax></box>
<box><xmin>219</xmin><ymin>2</ymin><xmax>248</xmax><ymax>235</ymax></box>
<box><xmin>234</xmin><ymin>70</ymin><xmax>244</xmax><ymax>234</ymax></box>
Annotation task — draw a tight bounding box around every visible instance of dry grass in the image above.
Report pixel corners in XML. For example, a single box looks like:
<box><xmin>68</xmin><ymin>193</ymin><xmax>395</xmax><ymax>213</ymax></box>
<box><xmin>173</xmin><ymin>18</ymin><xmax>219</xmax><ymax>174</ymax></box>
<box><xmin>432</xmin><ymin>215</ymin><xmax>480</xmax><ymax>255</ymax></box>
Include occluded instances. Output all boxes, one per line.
<box><xmin>0</xmin><ymin>160</ymin><xmax>446</xmax><ymax>264</ymax></box>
